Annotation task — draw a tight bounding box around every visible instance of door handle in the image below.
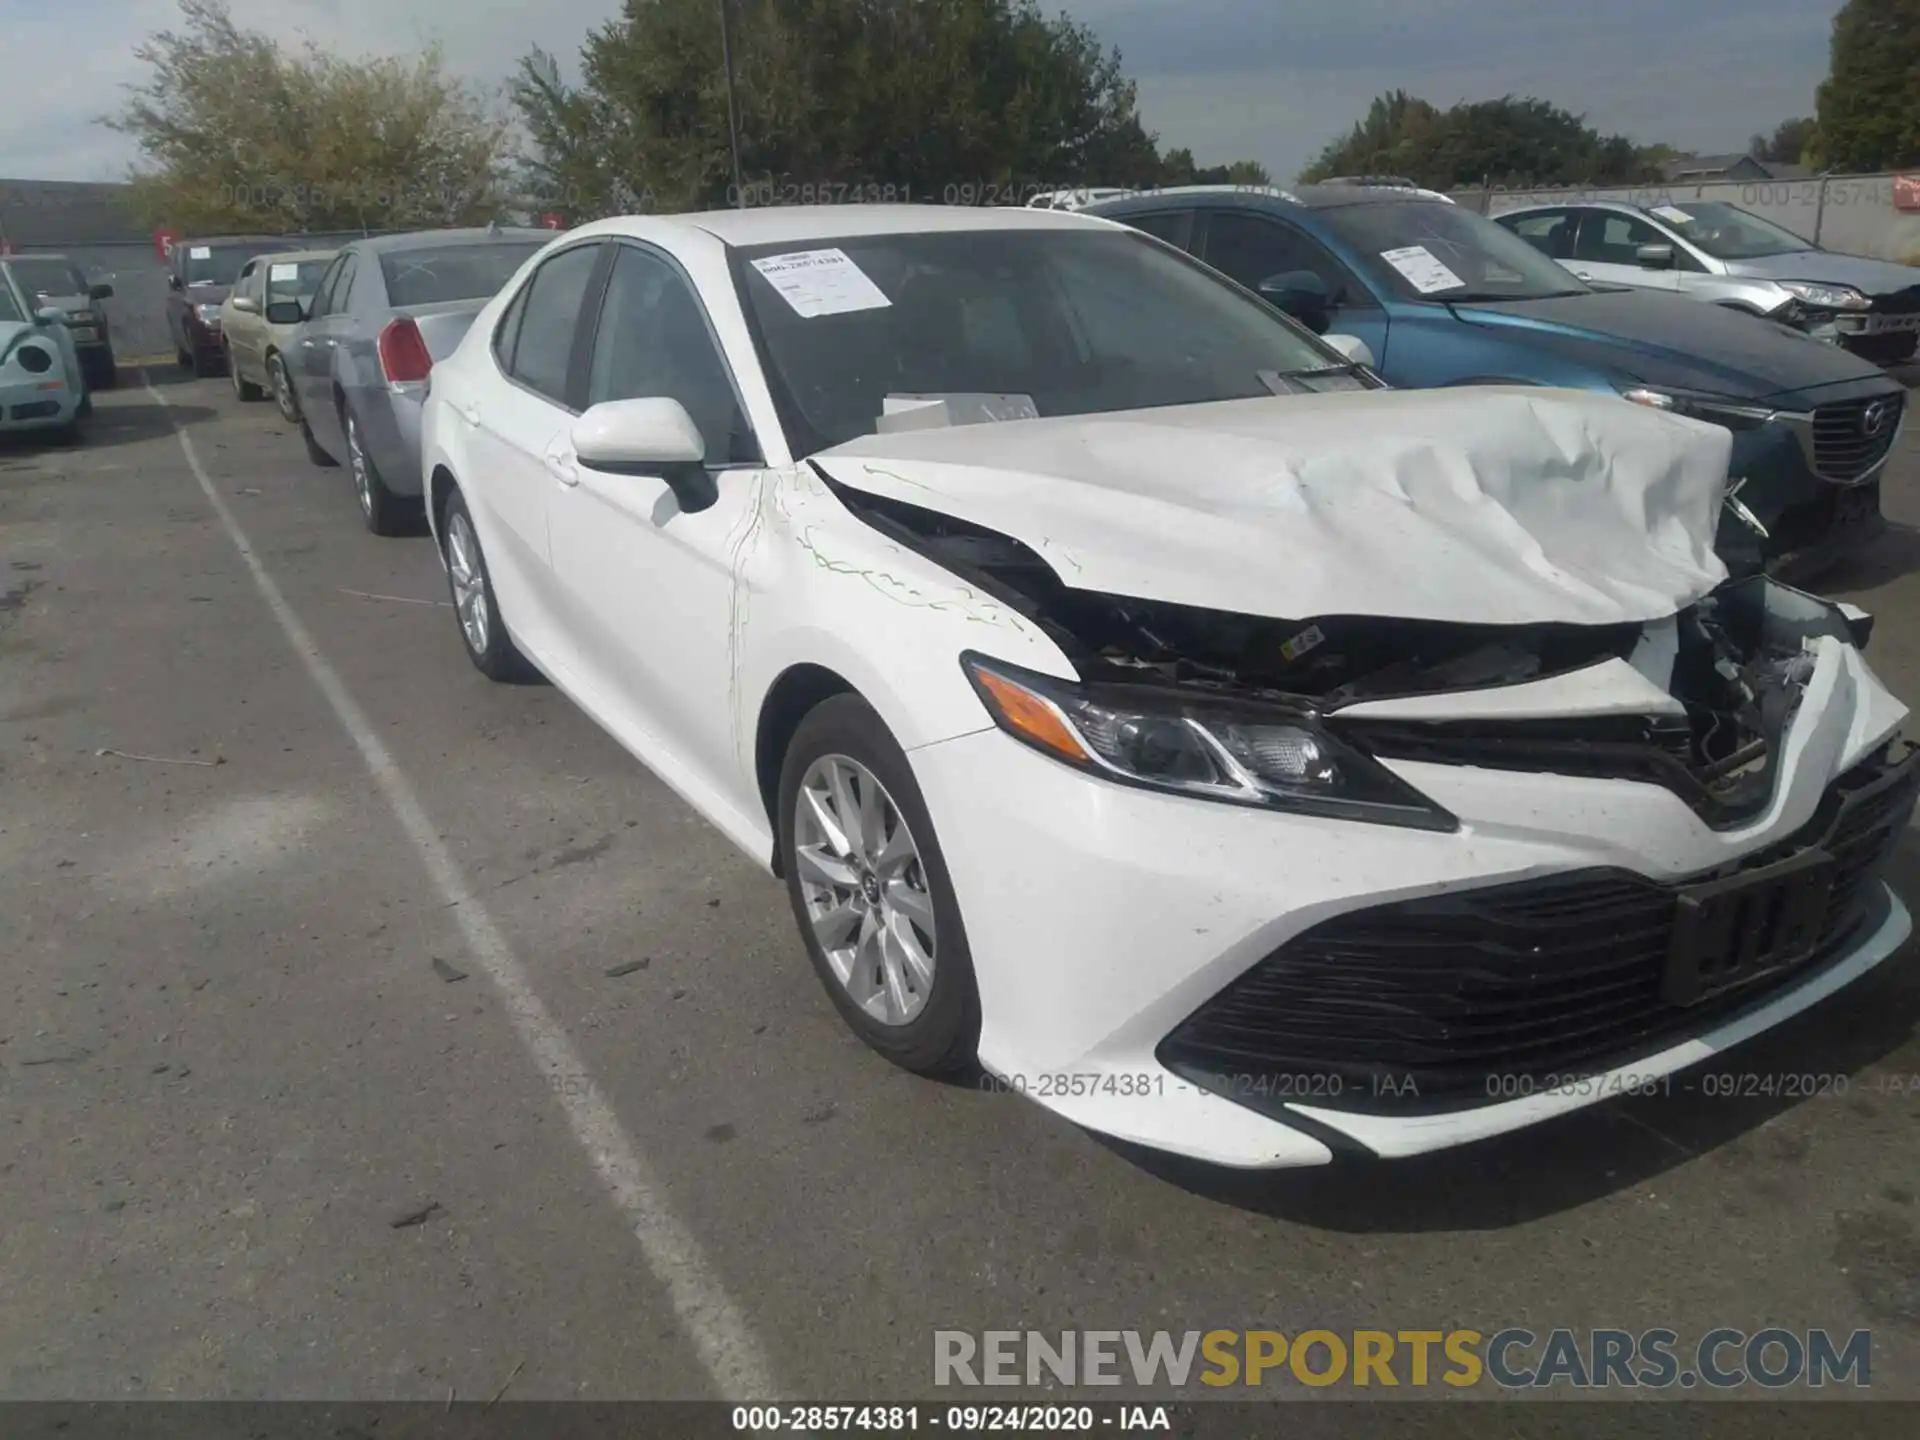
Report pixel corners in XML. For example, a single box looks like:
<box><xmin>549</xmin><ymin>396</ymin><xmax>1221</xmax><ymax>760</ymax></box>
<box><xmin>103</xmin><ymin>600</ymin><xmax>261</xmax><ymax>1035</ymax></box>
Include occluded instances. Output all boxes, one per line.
<box><xmin>544</xmin><ymin>442</ymin><xmax>579</xmax><ymax>487</ymax></box>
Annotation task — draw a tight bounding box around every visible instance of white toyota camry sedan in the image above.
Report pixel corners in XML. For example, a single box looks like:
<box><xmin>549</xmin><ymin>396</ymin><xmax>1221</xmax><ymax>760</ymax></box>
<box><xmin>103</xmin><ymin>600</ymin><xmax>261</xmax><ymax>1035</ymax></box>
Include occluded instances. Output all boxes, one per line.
<box><xmin>418</xmin><ymin>203</ymin><xmax>1917</xmax><ymax>1168</ymax></box>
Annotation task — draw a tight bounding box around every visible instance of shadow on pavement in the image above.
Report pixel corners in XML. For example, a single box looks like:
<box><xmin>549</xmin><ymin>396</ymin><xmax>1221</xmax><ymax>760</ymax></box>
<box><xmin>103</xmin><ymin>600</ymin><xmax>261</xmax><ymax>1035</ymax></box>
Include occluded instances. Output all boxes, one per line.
<box><xmin>1823</xmin><ymin>520</ymin><xmax>1920</xmax><ymax>592</ymax></box>
<box><xmin>1105</xmin><ymin>835</ymin><xmax>1920</xmax><ymax>1230</ymax></box>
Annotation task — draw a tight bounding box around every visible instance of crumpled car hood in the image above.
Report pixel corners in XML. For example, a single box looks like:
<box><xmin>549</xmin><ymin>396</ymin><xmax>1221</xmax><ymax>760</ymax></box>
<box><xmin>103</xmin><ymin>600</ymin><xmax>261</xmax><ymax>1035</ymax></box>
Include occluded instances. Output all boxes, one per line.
<box><xmin>814</xmin><ymin>386</ymin><xmax>1731</xmax><ymax>626</ymax></box>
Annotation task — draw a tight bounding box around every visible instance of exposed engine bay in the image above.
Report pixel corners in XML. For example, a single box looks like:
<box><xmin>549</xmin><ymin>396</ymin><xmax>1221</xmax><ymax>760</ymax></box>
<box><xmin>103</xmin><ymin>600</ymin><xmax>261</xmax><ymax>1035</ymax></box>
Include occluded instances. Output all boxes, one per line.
<box><xmin>831</xmin><ymin>479</ymin><xmax>1872</xmax><ymax>828</ymax></box>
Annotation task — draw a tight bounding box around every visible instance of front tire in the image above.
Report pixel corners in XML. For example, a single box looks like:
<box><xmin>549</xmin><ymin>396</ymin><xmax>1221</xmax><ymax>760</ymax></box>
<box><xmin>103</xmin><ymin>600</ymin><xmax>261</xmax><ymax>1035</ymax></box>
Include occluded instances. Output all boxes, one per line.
<box><xmin>439</xmin><ymin>489</ymin><xmax>537</xmax><ymax>683</ymax></box>
<box><xmin>267</xmin><ymin>352</ymin><xmax>300</xmax><ymax>423</ymax></box>
<box><xmin>778</xmin><ymin>694</ymin><xmax>980</xmax><ymax>1076</ymax></box>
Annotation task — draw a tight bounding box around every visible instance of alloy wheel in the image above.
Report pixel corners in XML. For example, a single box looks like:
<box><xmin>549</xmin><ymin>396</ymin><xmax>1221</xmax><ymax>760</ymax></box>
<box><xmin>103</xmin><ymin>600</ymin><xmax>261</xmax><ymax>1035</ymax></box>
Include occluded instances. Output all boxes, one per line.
<box><xmin>348</xmin><ymin>416</ymin><xmax>372</xmax><ymax>519</ymax></box>
<box><xmin>793</xmin><ymin>754</ymin><xmax>937</xmax><ymax>1026</ymax></box>
<box><xmin>270</xmin><ymin>357</ymin><xmax>297</xmax><ymax>422</ymax></box>
<box><xmin>445</xmin><ymin>512</ymin><xmax>490</xmax><ymax>656</ymax></box>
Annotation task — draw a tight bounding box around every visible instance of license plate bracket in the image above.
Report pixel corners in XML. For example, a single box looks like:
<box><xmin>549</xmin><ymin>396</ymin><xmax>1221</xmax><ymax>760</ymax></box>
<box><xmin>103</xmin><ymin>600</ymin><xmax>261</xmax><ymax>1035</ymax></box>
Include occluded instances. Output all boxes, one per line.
<box><xmin>1663</xmin><ymin>845</ymin><xmax>1836</xmax><ymax>1006</ymax></box>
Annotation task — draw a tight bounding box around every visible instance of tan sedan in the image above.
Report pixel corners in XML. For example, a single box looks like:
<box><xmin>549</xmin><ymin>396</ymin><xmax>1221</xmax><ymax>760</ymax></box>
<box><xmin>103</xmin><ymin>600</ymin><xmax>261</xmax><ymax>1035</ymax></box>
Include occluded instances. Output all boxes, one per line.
<box><xmin>220</xmin><ymin>249</ymin><xmax>335</xmax><ymax>422</ymax></box>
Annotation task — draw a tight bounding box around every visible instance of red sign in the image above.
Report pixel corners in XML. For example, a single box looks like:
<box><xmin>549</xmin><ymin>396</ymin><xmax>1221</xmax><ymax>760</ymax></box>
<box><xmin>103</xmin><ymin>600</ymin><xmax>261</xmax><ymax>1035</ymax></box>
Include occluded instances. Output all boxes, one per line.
<box><xmin>154</xmin><ymin>226</ymin><xmax>179</xmax><ymax>260</ymax></box>
<box><xmin>539</xmin><ymin>212</ymin><xmax>567</xmax><ymax>230</ymax></box>
<box><xmin>1896</xmin><ymin>175</ymin><xmax>1920</xmax><ymax>213</ymax></box>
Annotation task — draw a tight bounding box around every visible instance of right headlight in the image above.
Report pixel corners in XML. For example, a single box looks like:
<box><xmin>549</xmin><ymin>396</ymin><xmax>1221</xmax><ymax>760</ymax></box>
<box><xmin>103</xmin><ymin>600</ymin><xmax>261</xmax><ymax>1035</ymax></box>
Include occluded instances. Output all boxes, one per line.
<box><xmin>1618</xmin><ymin>385</ymin><xmax>1780</xmax><ymax>431</ymax></box>
<box><xmin>960</xmin><ymin>652</ymin><xmax>1456</xmax><ymax>831</ymax></box>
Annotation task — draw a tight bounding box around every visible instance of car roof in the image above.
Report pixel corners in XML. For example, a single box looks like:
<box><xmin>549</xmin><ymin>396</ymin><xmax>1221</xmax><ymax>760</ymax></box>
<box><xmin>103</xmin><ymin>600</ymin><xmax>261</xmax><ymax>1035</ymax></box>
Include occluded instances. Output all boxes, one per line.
<box><xmin>3</xmin><ymin>252</ymin><xmax>78</xmax><ymax>265</ymax></box>
<box><xmin>1089</xmin><ymin>183</ymin><xmax>1456</xmax><ymax>218</ymax></box>
<box><xmin>243</xmin><ymin>248</ymin><xmax>337</xmax><ymax>265</ymax></box>
<box><xmin>623</xmin><ymin>203</ymin><xmax>1115</xmax><ymax>248</ymax></box>
<box><xmin>351</xmin><ymin>227</ymin><xmax>555</xmax><ymax>255</ymax></box>
<box><xmin>1496</xmin><ymin>199</ymin><xmax>1647</xmax><ymax>216</ymax></box>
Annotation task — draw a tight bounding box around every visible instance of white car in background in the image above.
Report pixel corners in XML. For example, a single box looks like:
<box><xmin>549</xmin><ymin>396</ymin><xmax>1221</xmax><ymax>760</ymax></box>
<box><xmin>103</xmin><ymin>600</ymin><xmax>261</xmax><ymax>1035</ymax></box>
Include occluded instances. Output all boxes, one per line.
<box><xmin>417</xmin><ymin>204</ymin><xmax>1916</xmax><ymax>1168</ymax></box>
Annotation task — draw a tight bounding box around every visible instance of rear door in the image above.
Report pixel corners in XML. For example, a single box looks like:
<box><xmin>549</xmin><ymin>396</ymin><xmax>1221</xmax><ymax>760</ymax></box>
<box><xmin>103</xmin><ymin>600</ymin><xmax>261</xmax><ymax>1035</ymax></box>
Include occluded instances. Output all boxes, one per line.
<box><xmin>1113</xmin><ymin>207</ymin><xmax>1196</xmax><ymax>252</ymax></box>
<box><xmin>1569</xmin><ymin>209</ymin><xmax>1683</xmax><ymax>292</ymax></box>
<box><xmin>1196</xmin><ymin>207</ymin><xmax>1390</xmax><ymax>365</ymax></box>
<box><xmin>455</xmin><ymin>239</ymin><xmax>608</xmax><ymax>649</ymax></box>
<box><xmin>293</xmin><ymin>251</ymin><xmax>359</xmax><ymax>454</ymax></box>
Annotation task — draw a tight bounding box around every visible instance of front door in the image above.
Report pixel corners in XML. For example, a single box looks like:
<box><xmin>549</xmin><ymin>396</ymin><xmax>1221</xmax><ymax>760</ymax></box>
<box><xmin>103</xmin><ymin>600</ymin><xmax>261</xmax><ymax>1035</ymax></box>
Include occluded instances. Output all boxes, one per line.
<box><xmin>292</xmin><ymin>252</ymin><xmax>357</xmax><ymax>454</ymax></box>
<box><xmin>1568</xmin><ymin>209</ymin><xmax>1684</xmax><ymax>293</ymax></box>
<box><xmin>544</xmin><ymin>240</ymin><xmax>767</xmax><ymax>810</ymax></box>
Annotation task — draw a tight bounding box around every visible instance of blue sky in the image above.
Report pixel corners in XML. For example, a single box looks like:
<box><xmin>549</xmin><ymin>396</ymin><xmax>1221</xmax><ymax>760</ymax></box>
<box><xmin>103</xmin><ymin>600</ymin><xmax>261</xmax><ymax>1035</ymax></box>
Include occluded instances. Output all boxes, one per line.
<box><xmin>0</xmin><ymin>0</ymin><xmax>1843</xmax><ymax>185</ymax></box>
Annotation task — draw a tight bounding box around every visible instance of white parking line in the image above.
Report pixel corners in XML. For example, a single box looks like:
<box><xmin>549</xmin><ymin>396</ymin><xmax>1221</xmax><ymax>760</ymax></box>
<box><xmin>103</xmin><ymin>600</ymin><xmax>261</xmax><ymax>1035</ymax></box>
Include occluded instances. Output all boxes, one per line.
<box><xmin>145</xmin><ymin>377</ymin><xmax>783</xmax><ymax>1401</ymax></box>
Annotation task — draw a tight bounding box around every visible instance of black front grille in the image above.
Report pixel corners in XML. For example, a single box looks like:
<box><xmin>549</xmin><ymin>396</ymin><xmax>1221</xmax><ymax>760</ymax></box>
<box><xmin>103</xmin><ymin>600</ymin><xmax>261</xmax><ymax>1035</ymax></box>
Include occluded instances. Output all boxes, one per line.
<box><xmin>1871</xmin><ymin>286</ymin><xmax>1920</xmax><ymax>316</ymax></box>
<box><xmin>1810</xmin><ymin>393</ymin><xmax>1903</xmax><ymax>482</ymax></box>
<box><xmin>1338</xmin><ymin>713</ymin><xmax>1773</xmax><ymax>830</ymax></box>
<box><xmin>1158</xmin><ymin>745</ymin><xmax>1919</xmax><ymax>1119</ymax></box>
<box><xmin>7</xmin><ymin>401</ymin><xmax>59</xmax><ymax>421</ymax></box>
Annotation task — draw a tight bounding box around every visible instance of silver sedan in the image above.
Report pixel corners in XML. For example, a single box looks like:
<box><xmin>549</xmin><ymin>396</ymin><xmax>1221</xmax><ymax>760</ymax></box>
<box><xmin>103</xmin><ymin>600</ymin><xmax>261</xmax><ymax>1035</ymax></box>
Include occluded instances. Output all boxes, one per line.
<box><xmin>284</xmin><ymin>227</ymin><xmax>553</xmax><ymax>534</ymax></box>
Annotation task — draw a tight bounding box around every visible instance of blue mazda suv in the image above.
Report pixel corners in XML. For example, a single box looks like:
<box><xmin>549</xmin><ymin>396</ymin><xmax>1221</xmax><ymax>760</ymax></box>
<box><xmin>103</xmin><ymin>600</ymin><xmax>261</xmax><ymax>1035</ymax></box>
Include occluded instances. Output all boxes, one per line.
<box><xmin>1084</xmin><ymin>185</ymin><xmax>1907</xmax><ymax>580</ymax></box>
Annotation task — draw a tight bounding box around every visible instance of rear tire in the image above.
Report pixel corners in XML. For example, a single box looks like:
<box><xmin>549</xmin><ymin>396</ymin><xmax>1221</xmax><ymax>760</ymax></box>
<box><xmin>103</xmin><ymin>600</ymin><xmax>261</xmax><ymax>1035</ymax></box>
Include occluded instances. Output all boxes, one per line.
<box><xmin>346</xmin><ymin>409</ymin><xmax>415</xmax><ymax>536</ymax></box>
<box><xmin>89</xmin><ymin>353</ymin><xmax>117</xmax><ymax>390</ymax></box>
<box><xmin>440</xmin><ymin>488</ymin><xmax>538</xmax><ymax>683</ymax></box>
<box><xmin>777</xmin><ymin>694</ymin><xmax>981</xmax><ymax>1076</ymax></box>
<box><xmin>190</xmin><ymin>344</ymin><xmax>219</xmax><ymax>379</ymax></box>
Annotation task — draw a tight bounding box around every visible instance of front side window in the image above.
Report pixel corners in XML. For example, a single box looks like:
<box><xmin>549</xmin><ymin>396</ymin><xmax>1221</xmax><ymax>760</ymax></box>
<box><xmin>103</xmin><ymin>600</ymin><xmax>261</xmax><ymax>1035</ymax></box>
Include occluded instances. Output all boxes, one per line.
<box><xmin>1503</xmin><ymin>210</ymin><xmax>1575</xmax><ymax>261</ymax></box>
<box><xmin>733</xmin><ymin>228</ymin><xmax>1349</xmax><ymax>457</ymax></box>
<box><xmin>1201</xmin><ymin>211</ymin><xmax>1373</xmax><ymax>307</ymax></box>
<box><xmin>506</xmin><ymin>243</ymin><xmax>602</xmax><ymax>403</ymax></box>
<box><xmin>1573</xmin><ymin>211</ymin><xmax>1670</xmax><ymax>266</ymax></box>
<box><xmin>586</xmin><ymin>245</ymin><xmax>758</xmax><ymax>463</ymax></box>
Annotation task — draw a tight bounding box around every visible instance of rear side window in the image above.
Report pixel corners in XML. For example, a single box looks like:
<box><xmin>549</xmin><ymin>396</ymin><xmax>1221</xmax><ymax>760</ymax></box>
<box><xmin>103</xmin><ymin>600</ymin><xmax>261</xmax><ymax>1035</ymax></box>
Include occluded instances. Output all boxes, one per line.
<box><xmin>380</xmin><ymin>243</ymin><xmax>547</xmax><ymax>308</ymax></box>
<box><xmin>506</xmin><ymin>243</ymin><xmax>602</xmax><ymax>404</ymax></box>
<box><xmin>1122</xmin><ymin>210</ymin><xmax>1194</xmax><ymax>250</ymax></box>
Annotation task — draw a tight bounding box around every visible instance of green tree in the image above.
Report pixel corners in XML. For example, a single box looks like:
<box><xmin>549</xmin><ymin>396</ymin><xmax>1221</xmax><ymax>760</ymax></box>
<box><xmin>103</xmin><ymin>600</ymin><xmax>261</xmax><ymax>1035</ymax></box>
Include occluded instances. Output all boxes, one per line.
<box><xmin>105</xmin><ymin>0</ymin><xmax>517</xmax><ymax>232</ymax></box>
<box><xmin>1301</xmin><ymin>92</ymin><xmax>1670</xmax><ymax>187</ymax></box>
<box><xmin>1815</xmin><ymin>0</ymin><xmax>1920</xmax><ymax>171</ymax></box>
<box><xmin>1749</xmin><ymin>116</ymin><xmax>1819</xmax><ymax>164</ymax></box>
<box><xmin>513</xmin><ymin>0</ymin><xmax>1255</xmax><ymax>217</ymax></box>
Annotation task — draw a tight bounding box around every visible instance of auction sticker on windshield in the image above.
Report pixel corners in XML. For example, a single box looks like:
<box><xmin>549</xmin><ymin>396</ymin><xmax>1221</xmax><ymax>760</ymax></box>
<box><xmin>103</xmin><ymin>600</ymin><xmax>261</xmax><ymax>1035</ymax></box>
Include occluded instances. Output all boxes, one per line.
<box><xmin>750</xmin><ymin>248</ymin><xmax>893</xmax><ymax>318</ymax></box>
<box><xmin>189</xmin><ymin>246</ymin><xmax>211</xmax><ymax>259</ymax></box>
<box><xmin>1379</xmin><ymin>245</ymin><xmax>1463</xmax><ymax>294</ymax></box>
<box><xmin>269</xmin><ymin>262</ymin><xmax>299</xmax><ymax>281</ymax></box>
<box><xmin>1652</xmin><ymin>205</ymin><xmax>1694</xmax><ymax>225</ymax></box>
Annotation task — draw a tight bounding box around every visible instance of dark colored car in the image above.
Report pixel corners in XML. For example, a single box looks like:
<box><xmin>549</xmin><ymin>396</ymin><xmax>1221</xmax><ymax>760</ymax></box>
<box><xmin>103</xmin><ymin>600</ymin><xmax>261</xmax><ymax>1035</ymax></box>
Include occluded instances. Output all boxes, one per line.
<box><xmin>167</xmin><ymin>235</ymin><xmax>304</xmax><ymax>377</ymax></box>
<box><xmin>0</xmin><ymin>254</ymin><xmax>116</xmax><ymax>387</ymax></box>
<box><xmin>287</xmin><ymin>227</ymin><xmax>550</xmax><ymax>534</ymax></box>
<box><xmin>1084</xmin><ymin>185</ymin><xmax>1908</xmax><ymax>581</ymax></box>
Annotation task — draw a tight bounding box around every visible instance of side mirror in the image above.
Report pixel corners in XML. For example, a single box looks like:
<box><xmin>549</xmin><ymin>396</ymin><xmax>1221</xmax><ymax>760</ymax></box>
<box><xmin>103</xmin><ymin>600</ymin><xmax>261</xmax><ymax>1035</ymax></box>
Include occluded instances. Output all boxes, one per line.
<box><xmin>572</xmin><ymin>398</ymin><xmax>716</xmax><ymax>512</ymax></box>
<box><xmin>90</xmin><ymin>282</ymin><xmax>114</xmax><ymax>300</ymax></box>
<box><xmin>167</xmin><ymin>273</ymin><xmax>183</xmax><ymax>291</ymax></box>
<box><xmin>1322</xmin><ymin>333</ymin><xmax>1376</xmax><ymax>368</ymax></box>
<box><xmin>1257</xmin><ymin>270</ymin><xmax>1335</xmax><ymax>333</ymax></box>
<box><xmin>265</xmin><ymin>300</ymin><xmax>305</xmax><ymax>325</ymax></box>
<box><xmin>1635</xmin><ymin>243</ymin><xmax>1675</xmax><ymax>270</ymax></box>
<box><xmin>232</xmin><ymin>295</ymin><xmax>260</xmax><ymax>314</ymax></box>
<box><xmin>33</xmin><ymin>307</ymin><xmax>64</xmax><ymax>327</ymax></box>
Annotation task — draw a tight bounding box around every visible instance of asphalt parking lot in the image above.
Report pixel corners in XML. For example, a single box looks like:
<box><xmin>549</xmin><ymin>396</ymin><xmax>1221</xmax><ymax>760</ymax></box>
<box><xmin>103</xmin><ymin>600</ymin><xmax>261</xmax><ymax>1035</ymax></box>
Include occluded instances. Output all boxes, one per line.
<box><xmin>5</xmin><ymin>370</ymin><xmax>1920</xmax><ymax>1408</ymax></box>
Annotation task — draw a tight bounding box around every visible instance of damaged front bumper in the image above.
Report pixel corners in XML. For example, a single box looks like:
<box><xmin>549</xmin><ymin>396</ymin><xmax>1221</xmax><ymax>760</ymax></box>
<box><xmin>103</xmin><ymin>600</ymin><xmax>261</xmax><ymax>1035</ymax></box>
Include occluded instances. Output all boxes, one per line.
<box><xmin>916</xmin><ymin>580</ymin><xmax>1914</xmax><ymax>1168</ymax></box>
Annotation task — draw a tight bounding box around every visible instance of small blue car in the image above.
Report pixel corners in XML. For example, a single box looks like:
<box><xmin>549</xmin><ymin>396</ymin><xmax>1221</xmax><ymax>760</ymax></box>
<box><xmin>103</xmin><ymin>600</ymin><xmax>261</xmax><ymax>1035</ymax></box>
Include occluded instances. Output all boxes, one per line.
<box><xmin>0</xmin><ymin>259</ymin><xmax>90</xmax><ymax>444</ymax></box>
<box><xmin>1086</xmin><ymin>184</ymin><xmax>1907</xmax><ymax>581</ymax></box>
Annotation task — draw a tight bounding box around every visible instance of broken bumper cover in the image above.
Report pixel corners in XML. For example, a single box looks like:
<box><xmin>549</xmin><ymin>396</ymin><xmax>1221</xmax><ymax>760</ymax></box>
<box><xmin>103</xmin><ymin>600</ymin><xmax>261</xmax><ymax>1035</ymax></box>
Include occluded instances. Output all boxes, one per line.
<box><xmin>908</xmin><ymin>638</ymin><xmax>1913</xmax><ymax>1169</ymax></box>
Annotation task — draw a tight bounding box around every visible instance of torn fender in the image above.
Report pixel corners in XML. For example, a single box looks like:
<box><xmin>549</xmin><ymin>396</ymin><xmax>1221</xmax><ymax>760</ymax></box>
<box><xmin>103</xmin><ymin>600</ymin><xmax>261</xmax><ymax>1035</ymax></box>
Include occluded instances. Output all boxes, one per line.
<box><xmin>815</xmin><ymin>386</ymin><xmax>1732</xmax><ymax>628</ymax></box>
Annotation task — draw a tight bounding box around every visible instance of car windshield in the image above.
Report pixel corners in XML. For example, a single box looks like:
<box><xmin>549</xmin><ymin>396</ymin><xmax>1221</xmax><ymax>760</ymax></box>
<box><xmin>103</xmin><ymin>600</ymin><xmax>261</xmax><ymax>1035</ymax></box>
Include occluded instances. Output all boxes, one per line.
<box><xmin>1316</xmin><ymin>199</ymin><xmax>1593</xmax><ymax>302</ymax></box>
<box><xmin>183</xmin><ymin>243</ymin><xmax>288</xmax><ymax>287</ymax></box>
<box><xmin>379</xmin><ymin>242</ymin><xmax>545</xmax><ymax>307</ymax></box>
<box><xmin>264</xmin><ymin>258</ymin><xmax>332</xmax><ymax>306</ymax></box>
<box><xmin>6</xmin><ymin>258</ymin><xmax>87</xmax><ymax>298</ymax></box>
<box><xmin>733</xmin><ymin>228</ymin><xmax>1348</xmax><ymax>456</ymax></box>
<box><xmin>1644</xmin><ymin>201</ymin><xmax>1814</xmax><ymax>259</ymax></box>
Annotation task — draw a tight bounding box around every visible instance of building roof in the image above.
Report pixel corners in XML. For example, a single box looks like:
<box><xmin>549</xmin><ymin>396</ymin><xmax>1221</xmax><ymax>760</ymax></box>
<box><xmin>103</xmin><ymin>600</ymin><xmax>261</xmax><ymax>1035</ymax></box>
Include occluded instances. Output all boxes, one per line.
<box><xmin>0</xmin><ymin>178</ymin><xmax>145</xmax><ymax>246</ymax></box>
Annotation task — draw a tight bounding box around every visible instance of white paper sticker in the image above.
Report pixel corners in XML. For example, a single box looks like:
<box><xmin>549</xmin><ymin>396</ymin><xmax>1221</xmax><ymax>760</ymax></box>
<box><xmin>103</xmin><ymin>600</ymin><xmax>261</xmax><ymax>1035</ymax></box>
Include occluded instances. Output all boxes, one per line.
<box><xmin>750</xmin><ymin>248</ymin><xmax>892</xmax><ymax>318</ymax></box>
<box><xmin>189</xmin><ymin>245</ymin><xmax>211</xmax><ymax>259</ymax></box>
<box><xmin>1651</xmin><ymin>205</ymin><xmax>1694</xmax><ymax>225</ymax></box>
<box><xmin>1379</xmin><ymin>245</ymin><xmax>1464</xmax><ymax>294</ymax></box>
<box><xmin>269</xmin><ymin>262</ymin><xmax>298</xmax><ymax>281</ymax></box>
